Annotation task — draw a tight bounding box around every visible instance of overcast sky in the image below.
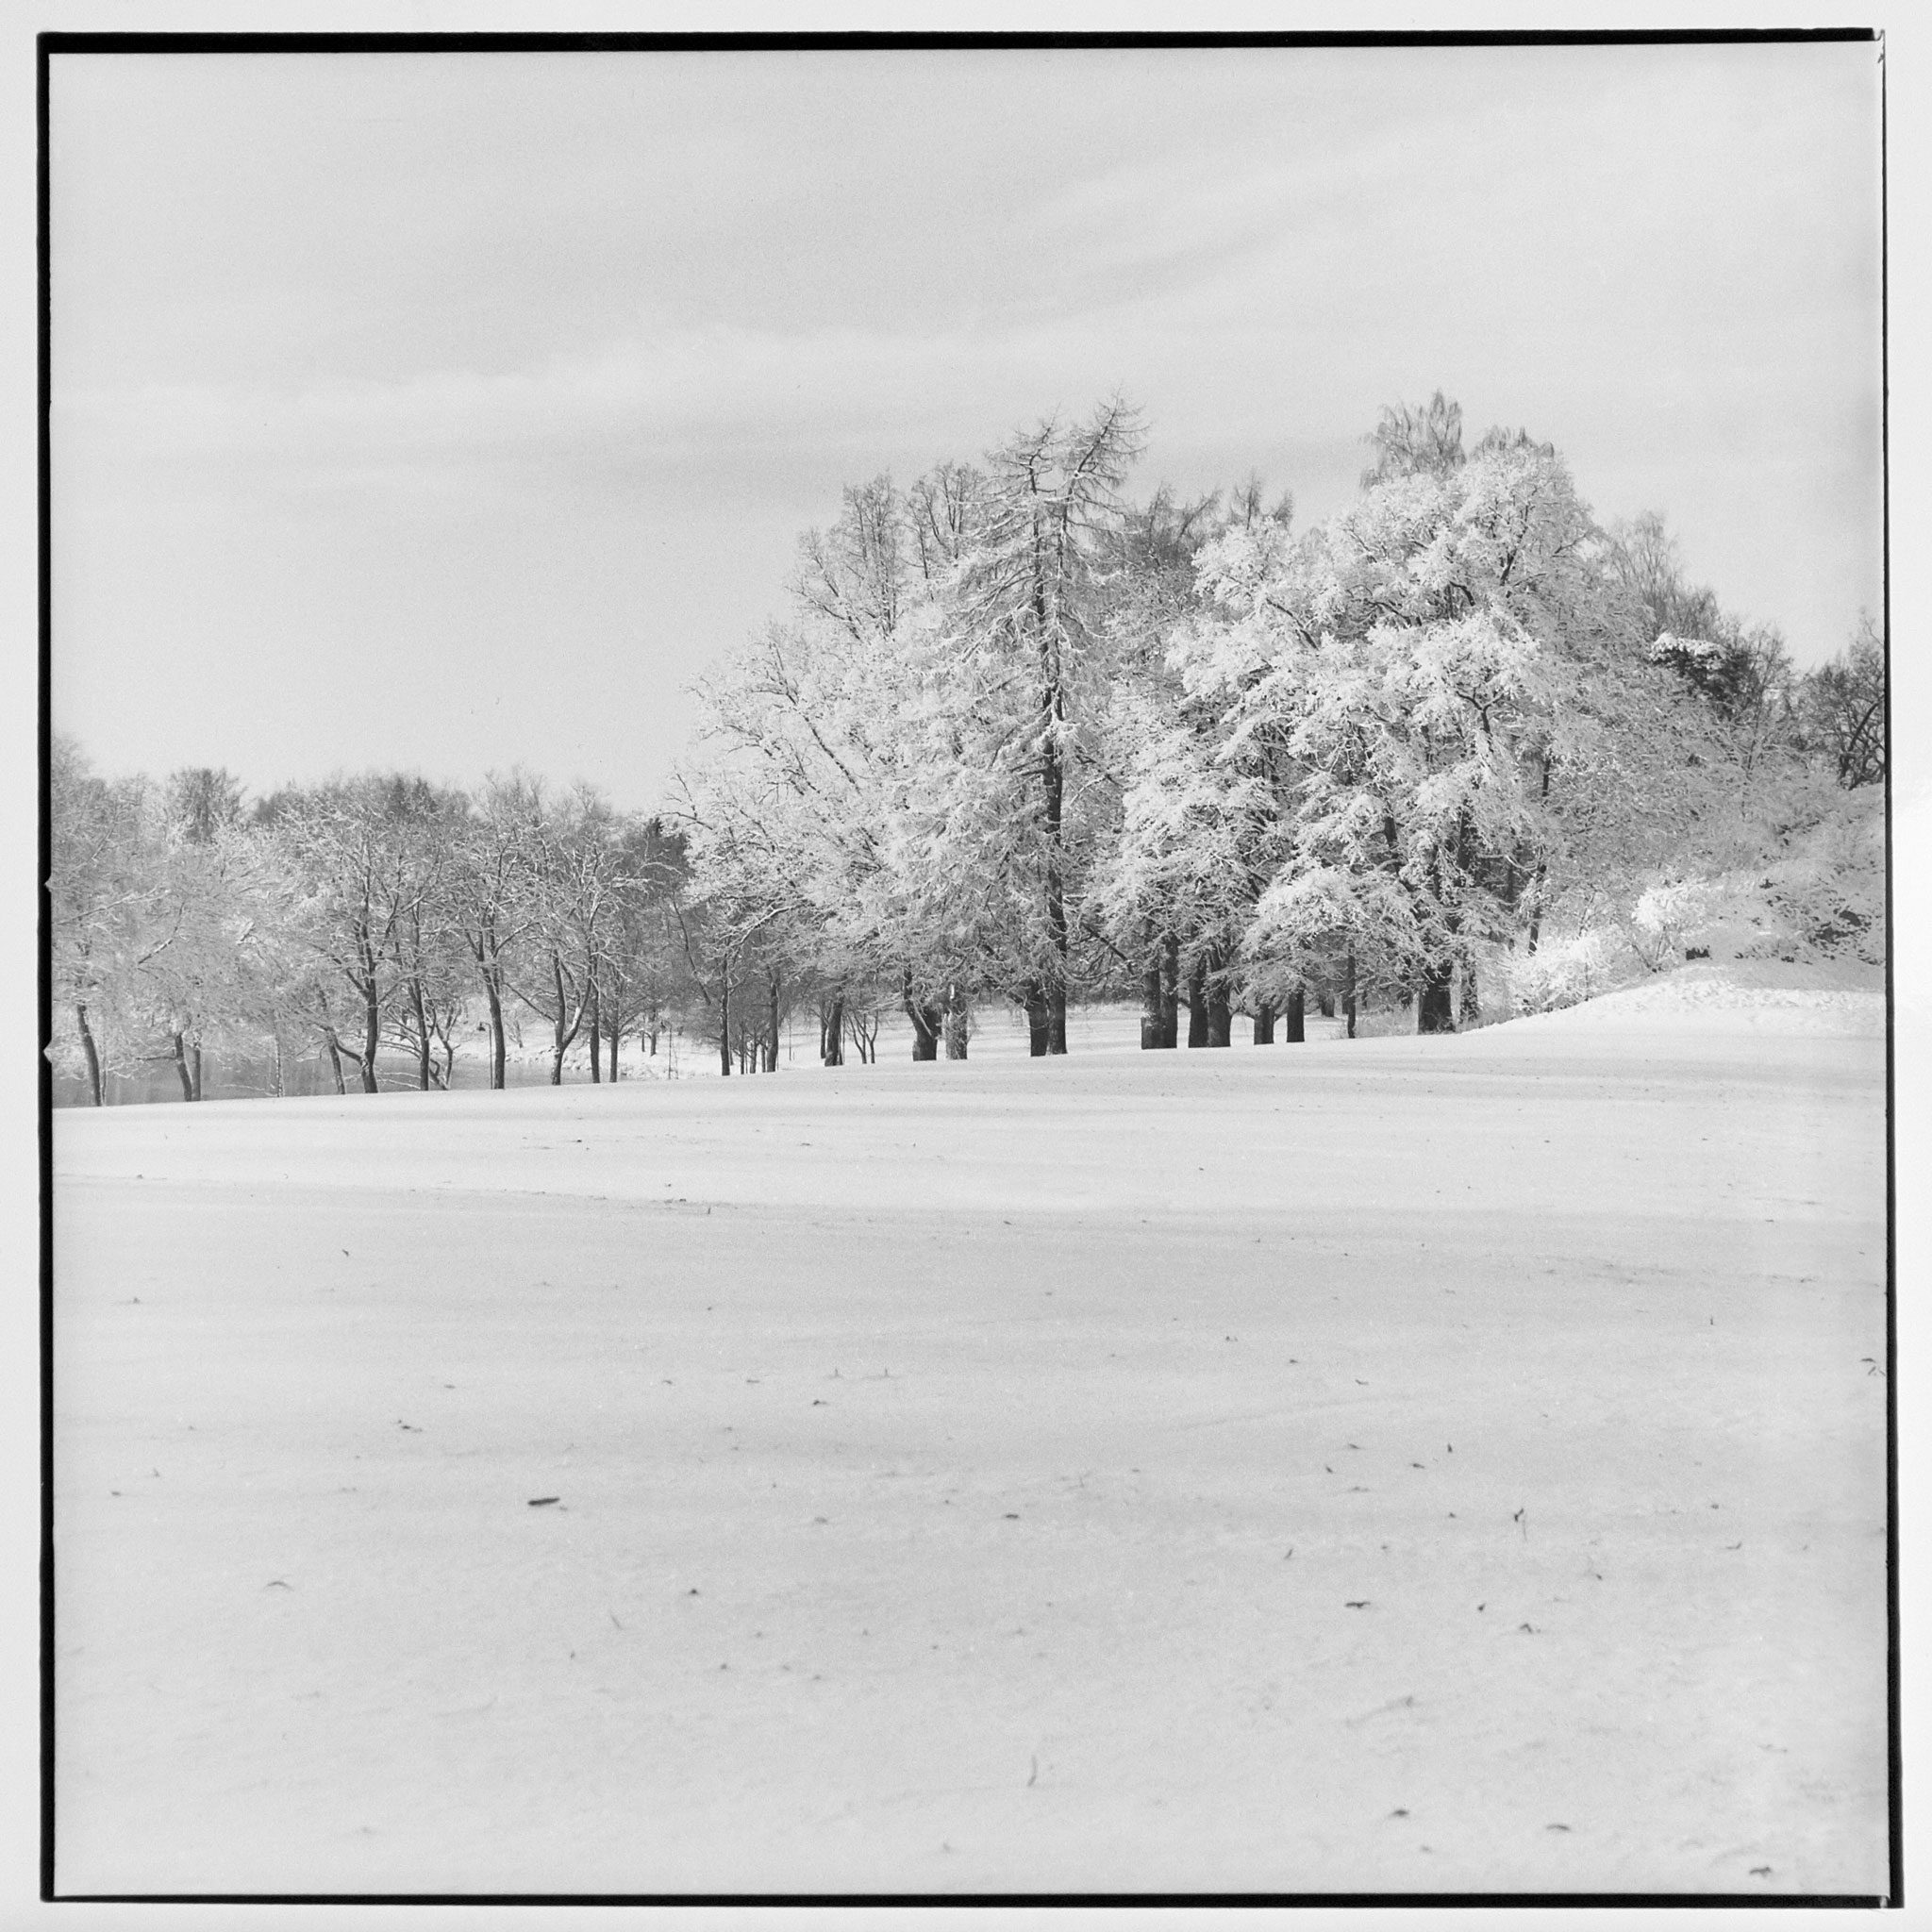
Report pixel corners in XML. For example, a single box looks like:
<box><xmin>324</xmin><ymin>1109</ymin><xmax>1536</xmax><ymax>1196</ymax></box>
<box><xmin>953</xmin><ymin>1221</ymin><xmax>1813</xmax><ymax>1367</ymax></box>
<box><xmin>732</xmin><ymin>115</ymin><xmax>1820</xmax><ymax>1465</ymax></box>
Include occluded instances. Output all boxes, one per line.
<box><xmin>49</xmin><ymin>40</ymin><xmax>1883</xmax><ymax>812</ymax></box>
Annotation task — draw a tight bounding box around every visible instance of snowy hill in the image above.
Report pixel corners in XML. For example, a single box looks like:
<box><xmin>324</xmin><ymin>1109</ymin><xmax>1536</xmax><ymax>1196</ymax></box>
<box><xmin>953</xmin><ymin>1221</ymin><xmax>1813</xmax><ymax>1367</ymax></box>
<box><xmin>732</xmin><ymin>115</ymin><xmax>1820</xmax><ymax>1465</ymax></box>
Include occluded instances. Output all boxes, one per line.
<box><xmin>1492</xmin><ymin>958</ymin><xmax>1886</xmax><ymax>1041</ymax></box>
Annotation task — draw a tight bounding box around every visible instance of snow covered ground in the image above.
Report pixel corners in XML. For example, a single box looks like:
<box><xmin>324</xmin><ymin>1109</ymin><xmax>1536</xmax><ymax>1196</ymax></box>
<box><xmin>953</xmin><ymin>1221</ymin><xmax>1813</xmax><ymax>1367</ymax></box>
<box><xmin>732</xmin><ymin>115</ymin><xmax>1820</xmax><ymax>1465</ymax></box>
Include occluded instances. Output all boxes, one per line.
<box><xmin>50</xmin><ymin>964</ymin><xmax>1890</xmax><ymax>1897</ymax></box>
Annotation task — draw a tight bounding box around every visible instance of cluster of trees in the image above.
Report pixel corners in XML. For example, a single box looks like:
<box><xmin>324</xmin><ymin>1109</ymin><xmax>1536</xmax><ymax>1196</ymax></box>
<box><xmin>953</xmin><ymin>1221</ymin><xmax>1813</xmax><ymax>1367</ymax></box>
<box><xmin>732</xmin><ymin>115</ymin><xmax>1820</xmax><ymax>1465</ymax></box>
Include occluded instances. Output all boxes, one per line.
<box><xmin>47</xmin><ymin>758</ymin><xmax>691</xmax><ymax>1104</ymax></box>
<box><xmin>672</xmin><ymin>392</ymin><xmax>1885</xmax><ymax>1058</ymax></box>
<box><xmin>49</xmin><ymin>391</ymin><xmax>1886</xmax><ymax>1101</ymax></box>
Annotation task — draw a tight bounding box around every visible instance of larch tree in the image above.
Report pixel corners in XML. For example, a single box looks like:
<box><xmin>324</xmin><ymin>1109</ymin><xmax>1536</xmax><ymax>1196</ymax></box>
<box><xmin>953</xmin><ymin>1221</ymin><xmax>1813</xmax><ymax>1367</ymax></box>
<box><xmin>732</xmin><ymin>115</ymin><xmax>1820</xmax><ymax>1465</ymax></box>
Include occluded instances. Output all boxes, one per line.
<box><xmin>955</xmin><ymin>396</ymin><xmax>1145</xmax><ymax>1052</ymax></box>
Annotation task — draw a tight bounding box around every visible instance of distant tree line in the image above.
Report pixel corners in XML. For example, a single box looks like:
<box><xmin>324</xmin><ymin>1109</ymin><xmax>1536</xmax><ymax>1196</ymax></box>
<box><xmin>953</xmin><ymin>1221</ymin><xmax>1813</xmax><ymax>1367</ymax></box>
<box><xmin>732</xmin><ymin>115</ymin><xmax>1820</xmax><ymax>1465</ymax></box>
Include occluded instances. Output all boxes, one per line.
<box><xmin>47</xmin><ymin>762</ymin><xmax>696</xmax><ymax>1104</ymax></box>
<box><xmin>48</xmin><ymin>392</ymin><xmax>1885</xmax><ymax>1102</ymax></box>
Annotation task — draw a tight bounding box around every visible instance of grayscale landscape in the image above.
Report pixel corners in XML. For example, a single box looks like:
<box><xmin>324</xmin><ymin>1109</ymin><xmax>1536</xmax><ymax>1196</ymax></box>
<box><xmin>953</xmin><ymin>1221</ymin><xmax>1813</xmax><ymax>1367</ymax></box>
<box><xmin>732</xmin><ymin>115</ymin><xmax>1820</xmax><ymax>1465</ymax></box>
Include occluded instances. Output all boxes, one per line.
<box><xmin>44</xmin><ymin>36</ymin><xmax>1890</xmax><ymax>1901</ymax></box>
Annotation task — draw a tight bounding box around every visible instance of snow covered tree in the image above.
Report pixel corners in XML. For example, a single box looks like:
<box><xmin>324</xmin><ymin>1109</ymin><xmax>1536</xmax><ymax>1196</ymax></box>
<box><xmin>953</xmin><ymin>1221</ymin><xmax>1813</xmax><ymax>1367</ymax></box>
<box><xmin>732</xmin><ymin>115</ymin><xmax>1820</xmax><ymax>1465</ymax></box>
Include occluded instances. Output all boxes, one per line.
<box><xmin>591</xmin><ymin>816</ymin><xmax>687</xmax><ymax>1078</ymax></box>
<box><xmin>261</xmin><ymin>776</ymin><xmax>444</xmax><ymax>1093</ymax></box>
<box><xmin>142</xmin><ymin>800</ymin><xmax>280</xmax><ymax>1098</ymax></box>
<box><xmin>446</xmin><ymin>774</ymin><xmax>545</xmax><ymax>1091</ymax></box>
<box><xmin>684</xmin><ymin>410</ymin><xmax>1339</xmax><ymax>1058</ymax></box>
<box><xmin>163</xmin><ymin>766</ymin><xmax>245</xmax><ymax>848</ymax></box>
<box><xmin>553</xmin><ymin>793</ymin><xmax>681</xmax><ymax>1083</ymax></box>
<box><xmin>1179</xmin><ymin>410</ymin><xmax>1620</xmax><ymax>1031</ymax></box>
<box><xmin>688</xmin><ymin>473</ymin><xmax>1021</xmax><ymax>1063</ymax></box>
<box><xmin>955</xmin><ymin>396</ymin><xmax>1145</xmax><ymax>1051</ymax></box>
<box><xmin>44</xmin><ymin>762</ymin><xmax>288</xmax><ymax>1101</ymax></box>
<box><xmin>368</xmin><ymin>778</ymin><xmax>471</xmax><ymax>1090</ymax></box>
<box><xmin>1609</xmin><ymin>511</ymin><xmax>1802</xmax><ymax>765</ymax></box>
<box><xmin>666</xmin><ymin>765</ymin><xmax>813</xmax><ymax>1076</ymax></box>
<box><xmin>495</xmin><ymin>780</ymin><xmax>627</xmax><ymax>1087</ymax></box>
<box><xmin>48</xmin><ymin>738</ymin><xmax>155</xmax><ymax>1103</ymax></box>
<box><xmin>1092</xmin><ymin>699</ymin><xmax>1286</xmax><ymax>1047</ymax></box>
<box><xmin>1084</xmin><ymin>481</ymin><xmax>1294</xmax><ymax>1047</ymax></box>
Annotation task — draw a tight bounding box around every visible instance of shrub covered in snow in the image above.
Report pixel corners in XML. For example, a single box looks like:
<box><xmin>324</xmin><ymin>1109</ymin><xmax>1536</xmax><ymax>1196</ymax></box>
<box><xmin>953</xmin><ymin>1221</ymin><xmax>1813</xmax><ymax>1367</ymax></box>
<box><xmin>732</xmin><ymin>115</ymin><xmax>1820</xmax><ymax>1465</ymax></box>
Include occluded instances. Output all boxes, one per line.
<box><xmin>1627</xmin><ymin>876</ymin><xmax>1756</xmax><ymax>970</ymax></box>
<box><xmin>1500</xmin><ymin>930</ymin><xmax>1636</xmax><ymax>1015</ymax></box>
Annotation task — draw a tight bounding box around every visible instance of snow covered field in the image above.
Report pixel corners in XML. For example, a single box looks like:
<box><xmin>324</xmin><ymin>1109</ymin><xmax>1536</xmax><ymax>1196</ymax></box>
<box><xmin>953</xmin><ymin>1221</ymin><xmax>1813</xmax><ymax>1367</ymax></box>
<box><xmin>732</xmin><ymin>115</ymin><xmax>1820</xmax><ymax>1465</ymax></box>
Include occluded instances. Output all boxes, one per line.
<box><xmin>50</xmin><ymin>966</ymin><xmax>1890</xmax><ymax>1897</ymax></box>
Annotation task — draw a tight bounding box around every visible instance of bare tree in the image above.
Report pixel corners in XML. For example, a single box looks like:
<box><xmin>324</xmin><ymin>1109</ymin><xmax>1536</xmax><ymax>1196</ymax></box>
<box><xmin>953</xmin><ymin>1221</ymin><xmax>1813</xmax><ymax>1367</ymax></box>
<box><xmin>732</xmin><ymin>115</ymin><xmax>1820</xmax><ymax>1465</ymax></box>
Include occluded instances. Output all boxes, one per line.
<box><xmin>1803</xmin><ymin>614</ymin><xmax>1886</xmax><ymax>789</ymax></box>
<box><xmin>448</xmin><ymin>774</ymin><xmax>545</xmax><ymax>1090</ymax></box>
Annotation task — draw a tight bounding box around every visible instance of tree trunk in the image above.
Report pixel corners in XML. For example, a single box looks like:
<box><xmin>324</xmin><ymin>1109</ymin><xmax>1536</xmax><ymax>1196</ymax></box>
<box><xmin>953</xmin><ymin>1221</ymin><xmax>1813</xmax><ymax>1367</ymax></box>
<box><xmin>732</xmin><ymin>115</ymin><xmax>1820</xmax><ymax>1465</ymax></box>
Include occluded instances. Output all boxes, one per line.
<box><xmin>191</xmin><ymin>1041</ymin><xmax>203</xmax><ymax>1101</ymax></box>
<box><xmin>608</xmin><ymin>1024</ymin><xmax>619</xmax><ymax>1083</ymax></box>
<box><xmin>1036</xmin><ymin>568</ymin><xmax>1072</xmax><ymax>1060</ymax></box>
<box><xmin>1284</xmin><ymin>985</ymin><xmax>1306</xmax><ymax>1043</ymax></box>
<box><xmin>766</xmin><ymin>977</ymin><xmax>781</xmax><ymax>1072</ymax></box>
<box><xmin>171</xmin><ymin>1030</ymin><xmax>194</xmax><ymax>1103</ymax></box>
<box><xmin>908</xmin><ymin>1008</ymin><xmax>941</xmax><ymax>1061</ymax></box>
<box><xmin>587</xmin><ymin>973</ymin><xmax>601</xmax><ymax>1083</ymax></box>
<box><xmin>1022</xmin><ymin>982</ymin><xmax>1050</xmax><ymax>1058</ymax></box>
<box><xmin>943</xmin><ymin>997</ymin><xmax>969</xmax><ymax>1060</ymax></box>
<box><xmin>1140</xmin><ymin>926</ymin><xmax>1167</xmax><ymax>1049</ymax></box>
<box><xmin>1524</xmin><ymin>752</ymin><xmax>1553</xmax><ymax>953</ymax></box>
<box><xmin>824</xmin><ymin>994</ymin><xmax>845</xmax><ymax>1066</ymax></box>
<box><xmin>75</xmin><ymin>1003</ymin><xmax>103</xmax><ymax>1106</ymax></box>
<box><xmin>357</xmin><ymin>938</ymin><xmax>381</xmax><ymax>1092</ymax></box>
<box><xmin>719</xmin><ymin>979</ymin><xmax>731</xmax><ymax>1076</ymax></box>
<box><xmin>322</xmin><ymin>1027</ymin><xmax>347</xmax><ymax>1096</ymax></box>
<box><xmin>1253</xmin><ymin>1003</ymin><xmax>1275</xmax><ymax>1045</ymax></box>
<box><xmin>1459</xmin><ymin>960</ymin><xmax>1481</xmax><ymax>1027</ymax></box>
<box><xmin>1316</xmin><ymin>992</ymin><xmax>1335</xmax><ymax>1019</ymax></box>
<box><xmin>1205</xmin><ymin>964</ymin><xmax>1231</xmax><ymax>1049</ymax></box>
<box><xmin>903</xmin><ymin>971</ymin><xmax>941</xmax><ymax>1060</ymax></box>
<box><xmin>1417</xmin><ymin>962</ymin><xmax>1457</xmax><ymax>1034</ymax></box>
<box><xmin>1186</xmin><ymin>953</ymin><xmax>1208</xmax><ymax>1047</ymax></box>
<box><xmin>1159</xmin><ymin>933</ymin><xmax>1180</xmax><ymax>1048</ymax></box>
<box><xmin>550</xmin><ymin>953</ymin><xmax>575</xmax><ymax>1084</ymax></box>
<box><xmin>1343</xmin><ymin>954</ymin><xmax>1357</xmax><ymax>1040</ymax></box>
<box><xmin>409</xmin><ymin>977</ymin><xmax>432</xmax><ymax>1090</ymax></box>
<box><xmin>1140</xmin><ymin>973</ymin><xmax>1164</xmax><ymax>1047</ymax></box>
<box><xmin>485</xmin><ymin>974</ymin><xmax>507</xmax><ymax>1091</ymax></box>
